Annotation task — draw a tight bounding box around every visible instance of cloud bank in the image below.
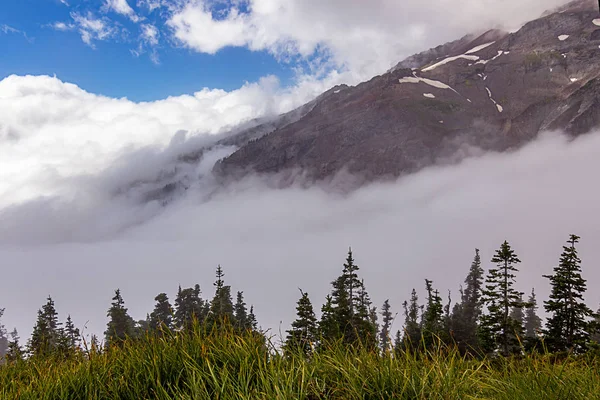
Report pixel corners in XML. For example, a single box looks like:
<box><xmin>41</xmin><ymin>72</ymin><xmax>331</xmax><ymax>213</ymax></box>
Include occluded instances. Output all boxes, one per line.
<box><xmin>2</xmin><ymin>130</ymin><xmax>600</xmax><ymax>344</ymax></box>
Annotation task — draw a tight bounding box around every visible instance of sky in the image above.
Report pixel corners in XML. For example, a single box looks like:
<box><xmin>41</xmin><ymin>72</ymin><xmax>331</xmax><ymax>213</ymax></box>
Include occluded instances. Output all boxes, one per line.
<box><xmin>0</xmin><ymin>0</ymin><xmax>584</xmax><ymax>343</ymax></box>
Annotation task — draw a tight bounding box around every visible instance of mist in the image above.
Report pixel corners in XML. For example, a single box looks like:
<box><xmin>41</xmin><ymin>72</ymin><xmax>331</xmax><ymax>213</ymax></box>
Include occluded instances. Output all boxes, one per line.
<box><xmin>2</xmin><ymin>130</ymin><xmax>600</xmax><ymax>344</ymax></box>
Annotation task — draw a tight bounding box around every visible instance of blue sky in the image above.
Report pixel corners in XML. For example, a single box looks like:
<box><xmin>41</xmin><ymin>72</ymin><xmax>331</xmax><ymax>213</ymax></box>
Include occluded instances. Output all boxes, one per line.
<box><xmin>0</xmin><ymin>0</ymin><xmax>293</xmax><ymax>101</ymax></box>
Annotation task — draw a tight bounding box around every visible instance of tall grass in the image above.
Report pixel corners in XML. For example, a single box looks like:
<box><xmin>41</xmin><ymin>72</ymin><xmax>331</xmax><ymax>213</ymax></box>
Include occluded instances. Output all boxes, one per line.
<box><xmin>2</xmin><ymin>328</ymin><xmax>600</xmax><ymax>399</ymax></box>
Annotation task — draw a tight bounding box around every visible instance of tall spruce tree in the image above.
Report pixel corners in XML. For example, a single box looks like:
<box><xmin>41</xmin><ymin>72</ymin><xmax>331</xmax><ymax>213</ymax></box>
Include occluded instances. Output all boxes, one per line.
<box><xmin>208</xmin><ymin>265</ymin><xmax>234</xmax><ymax>328</ymax></box>
<box><xmin>319</xmin><ymin>295</ymin><xmax>338</xmax><ymax>342</ymax></box>
<box><xmin>402</xmin><ymin>288</ymin><xmax>421</xmax><ymax>350</ymax></box>
<box><xmin>0</xmin><ymin>308</ymin><xmax>7</xmax><ymax>359</ymax></box>
<box><xmin>422</xmin><ymin>280</ymin><xmax>445</xmax><ymax>348</ymax></box>
<box><xmin>379</xmin><ymin>299</ymin><xmax>394</xmax><ymax>353</ymax></box>
<box><xmin>174</xmin><ymin>284</ymin><xmax>207</xmax><ymax>330</ymax></box>
<box><xmin>449</xmin><ymin>249</ymin><xmax>485</xmax><ymax>354</ymax></box>
<box><xmin>524</xmin><ymin>289</ymin><xmax>542</xmax><ymax>339</ymax></box>
<box><xmin>544</xmin><ymin>234</ymin><xmax>593</xmax><ymax>353</ymax></box>
<box><xmin>285</xmin><ymin>290</ymin><xmax>318</xmax><ymax>356</ymax></box>
<box><xmin>234</xmin><ymin>291</ymin><xmax>251</xmax><ymax>331</ymax></box>
<box><xmin>105</xmin><ymin>289</ymin><xmax>134</xmax><ymax>348</ymax></box>
<box><xmin>58</xmin><ymin>315</ymin><xmax>80</xmax><ymax>355</ymax></box>
<box><xmin>149</xmin><ymin>293</ymin><xmax>173</xmax><ymax>332</ymax></box>
<box><xmin>480</xmin><ymin>241</ymin><xmax>525</xmax><ymax>356</ymax></box>
<box><xmin>29</xmin><ymin>296</ymin><xmax>62</xmax><ymax>357</ymax></box>
<box><xmin>6</xmin><ymin>329</ymin><xmax>22</xmax><ymax>362</ymax></box>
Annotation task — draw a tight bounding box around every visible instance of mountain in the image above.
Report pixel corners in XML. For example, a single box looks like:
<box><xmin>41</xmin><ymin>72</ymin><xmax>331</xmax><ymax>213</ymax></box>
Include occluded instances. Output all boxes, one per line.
<box><xmin>212</xmin><ymin>0</ymin><xmax>600</xmax><ymax>183</ymax></box>
<box><xmin>135</xmin><ymin>0</ymin><xmax>600</xmax><ymax>202</ymax></box>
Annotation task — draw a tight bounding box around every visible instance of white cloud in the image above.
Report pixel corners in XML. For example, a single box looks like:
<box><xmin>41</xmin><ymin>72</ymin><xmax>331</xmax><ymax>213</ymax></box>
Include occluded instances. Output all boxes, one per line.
<box><xmin>2</xmin><ymin>131</ymin><xmax>600</xmax><ymax>343</ymax></box>
<box><xmin>0</xmin><ymin>72</ymin><xmax>343</xmax><ymax>208</ymax></box>
<box><xmin>0</xmin><ymin>24</ymin><xmax>33</xmax><ymax>42</ymax></box>
<box><xmin>70</xmin><ymin>12</ymin><xmax>117</xmax><ymax>47</ymax></box>
<box><xmin>51</xmin><ymin>22</ymin><xmax>75</xmax><ymax>31</ymax></box>
<box><xmin>168</xmin><ymin>0</ymin><xmax>570</xmax><ymax>82</ymax></box>
<box><xmin>141</xmin><ymin>23</ymin><xmax>159</xmax><ymax>46</ymax></box>
<box><xmin>104</xmin><ymin>0</ymin><xmax>142</xmax><ymax>23</ymax></box>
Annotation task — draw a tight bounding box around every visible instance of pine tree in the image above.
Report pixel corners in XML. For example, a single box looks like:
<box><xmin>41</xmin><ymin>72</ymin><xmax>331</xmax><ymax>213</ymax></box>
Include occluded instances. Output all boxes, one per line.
<box><xmin>58</xmin><ymin>315</ymin><xmax>80</xmax><ymax>356</ymax></box>
<box><xmin>6</xmin><ymin>329</ymin><xmax>22</xmax><ymax>362</ymax></box>
<box><xmin>422</xmin><ymin>280</ymin><xmax>445</xmax><ymax>349</ymax></box>
<box><xmin>105</xmin><ymin>289</ymin><xmax>134</xmax><ymax>348</ymax></box>
<box><xmin>450</xmin><ymin>249</ymin><xmax>485</xmax><ymax>354</ymax></box>
<box><xmin>510</xmin><ymin>294</ymin><xmax>524</xmax><ymax>328</ymax></box>
<box><xmin>524</xmin><ymin>289</ymin><xmax>542</xmax><ymax>339</ymax></box>
<box><xmin>234</xmin><ymin>291</ymin><xmax>250</xmax><ymax>331</ymax></box>
<box><xmin>402</xmin><ymin>288</ymin><xmax>421</xmax><ymax>351</ymax></box>
<box><xmin>480</xmin><ymin>241</ymin><xmax>525</xmax><ymax>356</ymax></box>
<box><xmin>285</xmin><ymin>289</ymin><xmax>318</xmax><ymax>356</ymax></box>
<box><xmin>379</xmin><ymin>299</ymin><xmax>394</xmax><ymax>353</ymax></box>
<box><xmin>174</xmin><ymin>284</ymin><xmax>207</xmax><ymax>330</ymax></box>
<box><xmin>319</xmin><ymin>295</ymin><xmax>338</xmax><ymax>342</ymax></box>
<box><xmin>0</xmin><ymin>308</ymin><xmax>7</xmax><ymax>360</ymax></box>
<box><xmin>544</xmin><ymin>234</ymin><xmax>593</xmax><ymax>353</ymax></box>
<box><xmin>149</xmin><ymin>293</ymin><xmax>173</xmax><ymax>332</ymax></box>
<box><xmin>29</xmin><ymin>296</ymin><xmax>62</xmax><ymax>357</ymax></box>
<box><xmin>208</xmin><ymin>265</ymin><xmax>234</xmax><ymax>328</ymax></box>
<box><xmin>248</xmin><ymin>305</ymin><xmax>258</xmax><ymax>330</ymax></box>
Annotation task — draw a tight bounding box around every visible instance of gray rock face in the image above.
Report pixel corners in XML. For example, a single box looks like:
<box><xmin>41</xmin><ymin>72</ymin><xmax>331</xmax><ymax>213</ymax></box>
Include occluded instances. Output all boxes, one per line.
<box><xmin>214</xmin><ymin>0</ymin><xmax>600</xmax><ymax>183</ymax></box>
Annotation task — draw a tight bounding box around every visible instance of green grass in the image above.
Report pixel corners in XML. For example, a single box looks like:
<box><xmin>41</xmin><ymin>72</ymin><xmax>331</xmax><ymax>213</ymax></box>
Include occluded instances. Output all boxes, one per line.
<box><xmin>2</xmin><ymin>330</ymin><xmax>600</xmax><ymax>399</ymax></box>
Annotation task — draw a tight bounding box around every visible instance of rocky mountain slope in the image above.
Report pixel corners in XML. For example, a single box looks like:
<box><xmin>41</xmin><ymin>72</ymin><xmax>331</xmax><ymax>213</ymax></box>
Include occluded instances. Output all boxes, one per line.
<box><xmin>211</xmin><ymin>0</ymin><xmax>600</xmax><ymax>183</ymax></box>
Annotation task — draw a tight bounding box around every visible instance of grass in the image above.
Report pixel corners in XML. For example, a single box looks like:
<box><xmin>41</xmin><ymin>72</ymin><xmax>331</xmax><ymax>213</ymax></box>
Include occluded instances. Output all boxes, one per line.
<box><xmin>2</xmin><ymin>329</ymin><xmax>600</xmax><ymax>399</ymax></box>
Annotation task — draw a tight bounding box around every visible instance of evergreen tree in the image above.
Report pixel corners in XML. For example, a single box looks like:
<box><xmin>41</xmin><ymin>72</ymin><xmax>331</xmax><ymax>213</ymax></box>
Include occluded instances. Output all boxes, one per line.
<box><xmin>248</xmin><ymin>305</ymin><xmax>258</xmax><ymax>331</ymax></box>
<box><xmin>524</xmin><ymin>289</ymin><xmax>542</xmax><ymax>339</ymax></box>
<box><xmin>319</xmin><ymin>295</ymin><xmax>338</xmax><ymax>342</ymax></box>
<box><xmin>285</xmin><ymin>290</ymin><xmax>318</xmax><ymax>356</ymax></box>
<box><xmin>393</xmin><ymin>330</ymin><xmax>403</xmax><ymax>354</ymax></box>
<box><xmin>510</xmin><ymin>294</ymin><xmax>524</xmax><ymax>328</ymax></box>
<box><xmin>234</xmin><ymin>291</ymin><xmax>254</xmax><ymax>331</ymax></box>
<box><xmin>450</xmin><ymin>249</ymin><xmax>485</xmax><ymax>354</ymax></box>
<box><xmin>208</xmin><ymin>265</ymin><xmax>234</xmax><ymax>328</ymax></box>
<box><xmin>29</xmin><ymin>296</ymin><xmax>62</xmax><ymax>357</ymax></box>
<box><xmin>379</xmin><ymin>299</ymin><xmax>394</xmax><ymax>353</ymax></box>
<box><xmin>6</xmin><ymin>329</ymin><xmax>22</xmax><ymax>362</ymax></box>
<box><xmin>174</xmin><ymin>284</ymin><xmax>207</xmax><ymax>330</ymax></box>
<box><xmin>105</xmin><ymin>289</ymin><xmax>134</xmax><ymax>348</ymax></box>
<box><xmin>0</xmin><ymin>308</ymin><xmax>7</xmax><ymax>360</ymax></box>
<box><xmin>149</xmin><ymin>293</ymin><xmax>173</xmax><ymax>332</ymax></box>
<box><xmin>422</xmin><ymin>280</ymin><xmax>445</xmax><ymax>348</ymax></box>
<box><xmin>544</xmin><ymin>234</ymin><xmax>593</xmax><ymax>353</ymax></box>
<box><xmin>402</xmin><ymin>288</ymin><xmax>421</xmax><ymax>350</ymax></box>
<box><xmin>480</xmin><ymin>241</ymin><xmax>525</xmax><ymax>356</ymax></box>
<box><xmin>58</xmin><ymin>315</ymin><xmax>80</xmax><ymax>356</ymax></box>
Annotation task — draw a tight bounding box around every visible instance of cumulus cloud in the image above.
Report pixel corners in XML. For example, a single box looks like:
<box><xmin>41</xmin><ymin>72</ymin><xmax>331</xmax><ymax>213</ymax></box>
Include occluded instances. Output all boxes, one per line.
<box><xmin>70</xmin><ymin>12</ymin><xmax>118</xmax><ymax>47</ymax></box>
<box><xmin>104</xmin><ymin>0</ymin><xmax>142</xmax><ymax>23</ymax></box>
<box><xmin>2</xmin><ymin>131</ymin><xmax>600</xmax><ymax>343</ymax></box>
<box><xmin>167</xmin><ymin>0</ymin><xmax>571</xmax><ymax>81</ymax></box>
<box><xmin>50</xmin><ymin>22</ymin><xmax>75</xmax><ymax>31</ymax></box>
<box><xmin>0</xmin><ymin>72</ymin><xmax>345</xmax><ymax>208</ymax></box>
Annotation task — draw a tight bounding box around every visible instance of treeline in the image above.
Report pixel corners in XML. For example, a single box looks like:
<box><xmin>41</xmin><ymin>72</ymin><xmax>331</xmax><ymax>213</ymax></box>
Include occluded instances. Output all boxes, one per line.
<box><xmin>1</xmin><ymin>234</ymin><xmax>599</xmax><ymax>363</ymax></box>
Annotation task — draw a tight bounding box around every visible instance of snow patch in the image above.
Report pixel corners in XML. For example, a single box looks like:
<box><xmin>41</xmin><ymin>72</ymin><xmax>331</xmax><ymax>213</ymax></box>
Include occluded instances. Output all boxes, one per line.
<box><xmin>485</xmin><ymin>87</ymin><xmax>503</xmax><ymax>113</ymax></box>
<box><xmin>465</xmin><ymin>42</ymin><xmax>495</xmax><ymax>54</ymax></box>
<box><xmin>475</xmin><ymin>51</ymin><xmax>505</xmax><ymax>65</ymax></box>
<box><xmin>570</xmin><ymin>78</ymin><xmax>578</xmax><ymax>82</ymax></box>
<box><xmin>439</xmin><ymin>120</ymin><xmax>444</xmax><ymax>124</ymax></box>
<box><xmin>422</xmin><ymin>54</ymin><xmax>480</xmax><ymax>72</ymax></box>
<box><xmin>593</xmin><ymin>19</ymin><xmax>600</xmax><ymax>26</ymax></box>
<box><xmin>558</xmin><ymin>35</ymin><xmax>569</xmax><ymax>41</ymax></box>
<box><xmin>423</xmin><ymin>93</ymin><xmax>436</xmax><ymax>98</ymax></box>
<box><xmin>467</xmin><ymin>99</ymin><xmax>472</xmax><ymax>103</ymax></box>
<box><xmin>398</xmin><ymin>76</ymin><xmax>459</xmax><ymax>94</ymax></box>
<box><xmin>334</xmin><ymin>90</ymin><xmax>341</xmax><ymax>94</ymax></box>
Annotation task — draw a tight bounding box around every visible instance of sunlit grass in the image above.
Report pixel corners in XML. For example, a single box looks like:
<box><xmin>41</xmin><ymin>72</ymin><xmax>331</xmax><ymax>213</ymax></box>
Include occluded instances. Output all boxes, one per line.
<box><xmin>2</xmin><ymin>327</ymin><xmax>600</xmax><ymax>399</ymax></box>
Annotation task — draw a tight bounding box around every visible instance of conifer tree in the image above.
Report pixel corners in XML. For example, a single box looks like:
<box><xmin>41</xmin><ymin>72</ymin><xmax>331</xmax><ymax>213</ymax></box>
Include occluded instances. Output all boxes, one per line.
<box><xmin>6</xmin><ymin>328</ymin><xmax>22</xmax><ymax>362</ymax></box>
<box><xmin>208</xmin><ymin>265</ymin><xmax>234</xmax><ymax>328</ymax></box>
<box><xmin>248</xmin><ymin>305</ymin><xmax>258</xmax><ymax>330</ymax></box>
<box><xmin>58</xmin><ymin>315</ymin><xmax>80</xmax><ymax>355</ymax></box>
<box><xmin>0</xmin><ymin>308</ymin><xmax>7</xmax><ymax>359</ymax></box>
<box><xmin>105</xmin><ymin>289</ymin><xmax>134</xmax><ymax>348</ymax></box>
<box><xmin>402</xmin><ymin>288</ymin><xmax>421</xmax><ymax>350</ymax></box>
<box><xmin>234</xmin><ymin>291</ymin><xmax>251</xmax><ymax>331</ymax></box>
<box><xmin>29</xmin><ymin>296</ymin><xmax>62</xmax><ymax>357</ymax></box>
<box><xmin>510</xmin><ymin>294</ymin><xmax>524</xmax><ymax>328</ymax></box>
<box><xmin>544</xmin><ymin>234</ymin><xmax>593</xmax><ymax>353</ymax></box>
<box><xmin>149</xmin><ymin>293</ymin><xmax>173</xmax><ymax>332</ymax></box>
<box><xmin>174</xmin><ymin>284</ymin><xmax>207</xmax><ymax>330</ymax></box>
<box><xmin>450</xmin><ymin>249</ymin><xmax>485</xmax><ymax>354</ymax></box>
<box><xmin>319</xmin><ymin>295</ymin><xmax>338</xmax><ymax>342</ymax></box>
<box><xmin>480</xmin><ymin>241</ymin><xmax>525</xmax><ymax>356</ymax></box>
<box><xmin>379</xmin><ymin>299</ymin><xmax>394</xmax><ymax>353</ymax></box>
<box><xmin>422</xmin><ymin>280</ymin><xmax>445</xmax><ymax>348</ymax></box>
<box><xmin>524</xmin><ymin>289</ymin><xmax>542</xmax><ymax>339</ymax></box>
<box><xmin>285</xmin><ymin>289</ymin><xmax>318</xmax><ymax>356</ymax></box>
